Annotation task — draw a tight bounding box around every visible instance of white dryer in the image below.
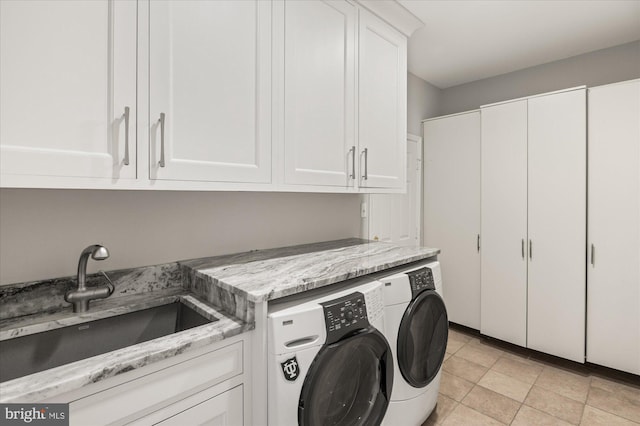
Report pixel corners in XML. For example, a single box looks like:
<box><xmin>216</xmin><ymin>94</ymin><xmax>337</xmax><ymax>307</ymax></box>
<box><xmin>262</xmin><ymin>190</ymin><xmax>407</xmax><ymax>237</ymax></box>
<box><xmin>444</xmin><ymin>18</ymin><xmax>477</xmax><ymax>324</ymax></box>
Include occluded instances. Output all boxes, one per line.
<box><xmin>268</xmin><ymin>280</ymin><xmax>393</xmax><ymax>426</ymax></box>
<box><xmin>379</xmin><ymin>261</ymin><xmax>448</xmax><ymax>425</ymax></box>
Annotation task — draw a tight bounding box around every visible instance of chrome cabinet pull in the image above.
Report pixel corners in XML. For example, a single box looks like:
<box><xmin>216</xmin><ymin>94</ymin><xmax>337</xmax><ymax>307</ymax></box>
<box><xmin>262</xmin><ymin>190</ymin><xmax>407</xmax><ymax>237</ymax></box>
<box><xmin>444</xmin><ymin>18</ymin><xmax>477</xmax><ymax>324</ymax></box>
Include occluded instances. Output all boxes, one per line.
<box><xmin>362</xmin><ymin>148</ymin><xmax>368</xmax><ymax>180</ymax></box>
<box><xmin>349</xmin><ymin>146</ymin><xmax>356</xmax><ymax>179</ymax></box>
<box><xmin>123</xmin><ymin>106</ymin><xmax>130</xmax><ymax>166</ymax></box>
<box><xmin>159</xmin><ymin>113</ymin><xmax>166</xmax><ymax>168</ymax></box>
<box><xmin>477</xmin><ymin>234</ymin><xmax>480</xmax><ymax>252</ymax></box>
<box><xmin>529</xmin><ymin>239</ymin><xmax>532</xmax><ymax>260</ymax></box>
<box><xmin>591</xmin><ymin>244</ymin><xmax>595</xmax><ymax>266</ymax></box>
<box><xmin>521</xmin><ymin>239</ymin><xmax>525</xmax><ymax>259</ymax></box>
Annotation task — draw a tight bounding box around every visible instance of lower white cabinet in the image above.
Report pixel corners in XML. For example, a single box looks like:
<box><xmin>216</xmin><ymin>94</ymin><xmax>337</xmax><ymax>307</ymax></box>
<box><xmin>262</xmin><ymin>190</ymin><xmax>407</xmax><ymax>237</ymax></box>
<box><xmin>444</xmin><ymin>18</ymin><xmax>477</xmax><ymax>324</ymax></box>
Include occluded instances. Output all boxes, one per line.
<box><xmin>66</xmin><ymin>341</ymin><xmax>244</xmax><ymax>426</ymax></box>
<box><xmin>144</xmin><ymin>385</ymin><xmax>243</xmax><ymax>426</ymax></box>
<box><xmin>423</xmin><ymin>111</ymin><xmax>481</xmax><ymax>330</ymax></box>
<box><xmin>587</xmin><ymin>79</ymin><xmax>640</xmax><ymax>375</ymax></box>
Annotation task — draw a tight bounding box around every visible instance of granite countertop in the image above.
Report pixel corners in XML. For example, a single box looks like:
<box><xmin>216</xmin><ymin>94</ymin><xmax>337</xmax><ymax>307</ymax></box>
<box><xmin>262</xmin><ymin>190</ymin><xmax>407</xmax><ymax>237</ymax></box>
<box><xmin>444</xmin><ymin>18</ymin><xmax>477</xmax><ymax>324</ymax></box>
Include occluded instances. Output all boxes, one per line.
<box><xmin>181</xmin><ymin>238</ymin><xmax>440</xmax><ymax>303</ymax></box>
<box><xmin>0</xmin><ymin>238</ymin><xmax>438</xmax><ymax>403</ymax></box>
<box><xmin>0</xmin><ymin>288</ymin><xmax>252</xmax><ymax>403</ymax></box>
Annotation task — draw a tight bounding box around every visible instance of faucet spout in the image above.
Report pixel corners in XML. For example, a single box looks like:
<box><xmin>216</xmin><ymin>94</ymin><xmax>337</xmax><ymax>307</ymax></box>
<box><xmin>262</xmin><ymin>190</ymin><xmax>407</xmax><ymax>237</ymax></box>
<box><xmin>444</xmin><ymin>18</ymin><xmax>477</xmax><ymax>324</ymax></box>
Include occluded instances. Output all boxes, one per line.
<box><xmin>66</xmin><ymin>245</ymin><xmax>114</xmax><ymax>313</ymax></box>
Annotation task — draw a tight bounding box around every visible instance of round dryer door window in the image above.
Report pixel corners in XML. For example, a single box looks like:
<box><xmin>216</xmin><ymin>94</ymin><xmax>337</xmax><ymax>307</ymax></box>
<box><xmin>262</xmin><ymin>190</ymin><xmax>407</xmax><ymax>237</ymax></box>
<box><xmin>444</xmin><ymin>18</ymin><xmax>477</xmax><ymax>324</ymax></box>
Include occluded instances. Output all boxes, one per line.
<box><xmin>397</xmin><ymin>290</ymin><xmax>448</xmax><ymax>388</ymax></box>
<box><xmin>298</xmin><ymin>327</ymin><xmax>393</xmax><ymax>426</ymax></box>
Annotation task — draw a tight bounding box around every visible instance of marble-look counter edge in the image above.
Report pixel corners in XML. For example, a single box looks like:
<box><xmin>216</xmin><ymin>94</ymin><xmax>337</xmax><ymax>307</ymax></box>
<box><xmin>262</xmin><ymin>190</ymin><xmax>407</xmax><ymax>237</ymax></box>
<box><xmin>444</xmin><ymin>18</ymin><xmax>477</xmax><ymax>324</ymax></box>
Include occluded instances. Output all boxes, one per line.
<box><xmin>184</xmin><ymin>244</ymin><xmax>441</xmax><ymax>303</ymax></box>
<box><xmin>0</xmin><ymin>293</ymin><xmax>253</xmax><ymax>403</ymax></box>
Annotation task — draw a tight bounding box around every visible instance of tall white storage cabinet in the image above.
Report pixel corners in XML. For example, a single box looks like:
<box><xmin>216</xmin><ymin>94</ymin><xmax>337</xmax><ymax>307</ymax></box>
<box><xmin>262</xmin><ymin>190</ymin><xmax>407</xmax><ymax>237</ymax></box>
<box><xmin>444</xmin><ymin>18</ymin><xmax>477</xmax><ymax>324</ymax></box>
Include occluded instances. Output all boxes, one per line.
<box><xmin>481</xmin><ymin>88</ymin><xmax>586</xmax><ymax>362</ymax></box>
<box><xmin>480</xmin><ymin>100</ymin><xmax>529</xmax><ymax>346</ymax></box>
<box><xmin>587</xmin><ymin>80</ymin><xmax>640</xmax><ymax>375</ymax></box>
<box><xmin>0</xmin><ymin>0</ymin><xmax>137</xmax><ymax>179</ymax></box>
<box><xmin>423</xmin><ymin>111</ymin><xmax>481</xmax><ymax>330</ymax></box>
<box><xmin>149</xmin><ymin>1</ymin><xmax>272</xmax><ymax>183</ymax></box>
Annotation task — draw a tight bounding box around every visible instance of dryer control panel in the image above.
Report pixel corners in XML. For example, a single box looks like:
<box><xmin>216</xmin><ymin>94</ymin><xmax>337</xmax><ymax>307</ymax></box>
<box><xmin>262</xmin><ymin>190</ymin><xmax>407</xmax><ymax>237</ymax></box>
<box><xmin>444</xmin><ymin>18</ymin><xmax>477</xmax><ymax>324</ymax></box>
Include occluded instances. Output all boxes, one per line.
<box><xmin>407</xmin><ymin>267</ymin><xmax>435</xmax><ymax>298</ymax></box>
<box><xmin>321</xmin><ymin>292</ymin><xmax>370</xmax><ymax>344</ymax></box>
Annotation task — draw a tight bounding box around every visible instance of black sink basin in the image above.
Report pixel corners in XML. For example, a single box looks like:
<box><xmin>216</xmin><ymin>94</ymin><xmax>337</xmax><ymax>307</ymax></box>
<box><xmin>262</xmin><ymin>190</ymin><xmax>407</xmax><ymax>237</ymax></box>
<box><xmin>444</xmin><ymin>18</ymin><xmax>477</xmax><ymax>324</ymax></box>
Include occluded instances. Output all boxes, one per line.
<box><xmin>0</xmin><ymin>301</ymin><xmax>216</xmax><ymax>382</ymax></box>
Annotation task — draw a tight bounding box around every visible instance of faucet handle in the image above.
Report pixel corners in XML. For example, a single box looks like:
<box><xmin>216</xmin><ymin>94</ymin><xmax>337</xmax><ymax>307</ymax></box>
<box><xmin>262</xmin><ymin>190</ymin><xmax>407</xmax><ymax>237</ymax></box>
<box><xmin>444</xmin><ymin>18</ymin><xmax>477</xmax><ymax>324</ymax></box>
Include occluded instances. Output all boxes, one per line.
<box><xmin>98</xmin><ymin>270</ymin><xmax>115</xmax><ymax>296</ymax></box>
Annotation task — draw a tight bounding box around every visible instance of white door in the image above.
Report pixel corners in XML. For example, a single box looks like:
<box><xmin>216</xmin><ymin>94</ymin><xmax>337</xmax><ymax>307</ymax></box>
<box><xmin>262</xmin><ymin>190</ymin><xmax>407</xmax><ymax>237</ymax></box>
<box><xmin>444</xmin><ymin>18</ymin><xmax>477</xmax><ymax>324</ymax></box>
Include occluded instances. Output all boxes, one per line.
<box><xmin>587</xmin><ymin>80</ymin><xmax>640</xmax><ymax>374</ymax></box>
<box><xmin>149</xmin><ymin>1</ymin><xmax>271</xmax><ymax>183</ymax></box>
<box><xmin>480</xmin><ymin>100</ymin><xmax>528</xmax><ymax>347</ymax></box>
<box><xmin>358</xmin><ymin>9</ymin><xmax>407</xmax><ymax>189</ymax></box>
<box><xmin>0</xmin><ymin>0</ymin><xmax>136</xmax><ymax>180</ymax></box>
<box><xmin>368</xmin><ymin>135</ymin><xmax>421</xmax><ymax>246</ymax></box>
<box><xmin>156</xmin><ymin>386</ymin><xmax>243</xmax><ymax>426</ymax></box>
<box><xmin>527</xmin><ymin>89</ymin><xmax>586</xmax><ymax>363</ymax></box>
<box><xmin>282</xmin><ymin>0</ymin><xmax>356</xmax><ymax>187</ymax></box>
<box><xmin>423</xmin><ymin>111</ymin><xmax>481</xmax><ymax>330</ymax></box>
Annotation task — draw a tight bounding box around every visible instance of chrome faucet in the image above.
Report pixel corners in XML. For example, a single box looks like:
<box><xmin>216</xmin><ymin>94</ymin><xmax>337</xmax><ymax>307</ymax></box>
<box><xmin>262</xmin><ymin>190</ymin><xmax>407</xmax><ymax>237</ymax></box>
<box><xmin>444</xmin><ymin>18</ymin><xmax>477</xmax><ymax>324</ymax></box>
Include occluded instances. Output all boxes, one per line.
<box><xmin>65</xmin><ymin>245</ymin><xmax>115</xmax><ymax>313</ymax></box>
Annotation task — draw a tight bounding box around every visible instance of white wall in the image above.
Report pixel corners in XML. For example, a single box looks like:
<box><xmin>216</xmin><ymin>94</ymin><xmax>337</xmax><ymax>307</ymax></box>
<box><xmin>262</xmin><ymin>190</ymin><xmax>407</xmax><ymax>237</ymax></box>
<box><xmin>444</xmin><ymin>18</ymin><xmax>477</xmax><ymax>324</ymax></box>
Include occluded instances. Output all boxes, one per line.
<box><xmin>0</xmin><ymin>189</ymin><xmax>362</xmax><ymax>285</ymax></box>
<box><xmin>440</xmin><ymin>40</ymin><xmax>640</xmax><ymax>115</ymax></box>
<box><xmin>407</xmin><ymin>72</ymin><xmax>442</xmax><ymax>134</ymax></box>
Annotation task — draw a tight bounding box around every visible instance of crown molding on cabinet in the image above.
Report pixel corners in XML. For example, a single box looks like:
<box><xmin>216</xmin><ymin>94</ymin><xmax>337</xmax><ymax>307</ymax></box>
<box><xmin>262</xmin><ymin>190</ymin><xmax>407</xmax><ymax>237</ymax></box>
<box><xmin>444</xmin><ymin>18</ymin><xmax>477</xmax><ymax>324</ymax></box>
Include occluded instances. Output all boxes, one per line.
<box><xmin>355</xmin><ymin>0</ymin><xmax>424</xmax><ymax>37</ymax></box>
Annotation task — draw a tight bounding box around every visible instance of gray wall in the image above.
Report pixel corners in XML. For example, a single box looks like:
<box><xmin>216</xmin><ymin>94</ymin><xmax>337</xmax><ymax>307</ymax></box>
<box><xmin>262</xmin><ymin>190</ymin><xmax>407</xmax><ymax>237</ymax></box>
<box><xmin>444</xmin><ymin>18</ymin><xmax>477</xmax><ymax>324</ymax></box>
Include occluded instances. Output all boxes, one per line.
<box><xmin>408</xmin><ymin>72</ymin><xmax>442</xmax><ymax>134</ymax></box>
<box><xmin>440</xmin><ymin>40</ymin><xmax>640</xmax><ymax>115</ymax></box>
<box><xmin>0</xmin><ymin>189</ymin><xmax>362</xmax><ymax>285</ymax></box>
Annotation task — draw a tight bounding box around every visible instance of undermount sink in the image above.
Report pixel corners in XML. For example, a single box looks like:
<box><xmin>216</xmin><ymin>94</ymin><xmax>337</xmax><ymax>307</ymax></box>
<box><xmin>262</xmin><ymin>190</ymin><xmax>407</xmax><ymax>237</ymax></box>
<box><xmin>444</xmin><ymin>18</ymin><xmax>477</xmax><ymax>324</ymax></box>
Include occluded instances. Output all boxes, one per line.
<box><xmin>0</xmin><ymin>301</ymin><xmax>217</xmax><ymax>383</ymax></box>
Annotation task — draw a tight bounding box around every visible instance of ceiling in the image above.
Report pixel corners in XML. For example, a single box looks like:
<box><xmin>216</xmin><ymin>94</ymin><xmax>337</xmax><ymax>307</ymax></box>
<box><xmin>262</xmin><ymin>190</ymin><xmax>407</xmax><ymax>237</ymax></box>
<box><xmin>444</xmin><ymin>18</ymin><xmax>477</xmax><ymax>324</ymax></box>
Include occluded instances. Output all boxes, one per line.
<box><xmin>399</xmin><ymin>0</ymin><xmax>640</xmax><ymax>89</ymax></box>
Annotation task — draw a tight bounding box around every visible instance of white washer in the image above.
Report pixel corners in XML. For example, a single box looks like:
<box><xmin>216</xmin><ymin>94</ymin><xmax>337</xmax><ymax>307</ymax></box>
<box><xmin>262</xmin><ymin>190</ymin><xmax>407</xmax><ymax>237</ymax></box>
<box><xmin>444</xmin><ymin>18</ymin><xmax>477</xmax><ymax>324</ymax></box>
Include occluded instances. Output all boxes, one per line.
<box><xmin>268</xmin><ymin>279</ymin><xmax>393</xmax><ymax>426</ymax></box>
<box><xmin>379</xmin><ymin>260</ymin><xmax>448</xmax><ymax>425</ymax></box>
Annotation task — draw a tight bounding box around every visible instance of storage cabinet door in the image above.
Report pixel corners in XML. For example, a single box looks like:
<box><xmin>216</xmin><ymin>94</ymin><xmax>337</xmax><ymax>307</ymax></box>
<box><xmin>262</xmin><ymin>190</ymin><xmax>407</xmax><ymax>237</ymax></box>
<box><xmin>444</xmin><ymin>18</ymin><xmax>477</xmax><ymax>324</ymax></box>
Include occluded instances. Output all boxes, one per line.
<box><xmin>157</xmin><ymin>386</ymin><xmax>243</xmax><ymax>426</ymax></box>
<box><xmin>480</xmin><ymin>100</ymin><xmax>528</xmax><ymax>347</ymax></box>
<box><xmin>0</xmin><ymin>0</ymin><xmax>136</xmax><ymax>180</ymax></box>
<box><xmin>358</xmin><ymin>9</ymin><xmax>407</xmax><ymax>189</ymax></box>
<box><xmin>282</xmin><ymin>0</ymin><xmax>356</xmax><ymax>187</ymax></box>
<box><xmin>527</xmin><ymin>89</ymin><xmax>586</xmax><ymax>363</ymax></box>
<box><xmin>587</xmin><ymin>81</ymin><xmax>640</xmax><ymax>374</ymax></box>
<box><xmin>149</xmin><ymin>1</ymin><xmax>271</xmax><ymax>183</ymax></box>
<box><xmin>424</xmin><ymin>112</ymin><xmax>481</xmax><ymax>329</ymax></box>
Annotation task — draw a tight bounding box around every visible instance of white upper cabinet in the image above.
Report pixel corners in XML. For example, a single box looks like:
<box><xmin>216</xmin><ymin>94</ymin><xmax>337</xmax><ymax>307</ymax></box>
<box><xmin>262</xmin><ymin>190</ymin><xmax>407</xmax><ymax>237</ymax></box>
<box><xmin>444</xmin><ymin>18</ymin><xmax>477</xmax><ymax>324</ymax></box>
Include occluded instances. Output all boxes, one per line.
<box><xmin>1</xmin><ymin>0</ymin><xmax>416</xmax><ymax>192</ymax></box>
<box><xmin>0</xmin><ymin>0</ymin><xmax>137</xmax><ymax>180</ymax></box>
<box><xmin>149</xmin><ymin>0</ymin><xmax>272</xmax><ymax>183</ymax></box>
<box><xmin>281</xmin><ymin>0</ymin><xmax>356</xmax><ymax>187</ymax></box>
<box><xmin>587</xmin><ymin>80</ymin><xmax>640</xmax><ymax>375</ymax></box>
<box><xmin>358</xmin><ymin>9</ymin><xmax>407</xmax><ymax>189</ymax></box>
<box><xmin>480</xmin><ymin>100</ymin><xmax>529</xmax><ymax>347</ymax></box>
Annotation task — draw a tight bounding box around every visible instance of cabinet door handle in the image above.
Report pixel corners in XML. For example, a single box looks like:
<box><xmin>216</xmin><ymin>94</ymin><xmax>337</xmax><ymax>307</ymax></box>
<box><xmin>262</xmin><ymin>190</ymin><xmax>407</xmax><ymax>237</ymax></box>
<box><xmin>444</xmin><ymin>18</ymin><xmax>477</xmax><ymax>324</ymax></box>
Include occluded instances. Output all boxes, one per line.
<box><xmin>123</xmin><ymin>106</ymin><xmax>130</xmax><ymax>166</ymax></box>
<box><xmin>349</xmin><ymin>146</ymin><xmax>356</xmax><ymax>179</ymax></box>
<box><xmin>477</xmin><ymin>234</ymin><xmax>480</xmax><ymax>252</ymax></box>
<box><xmin>158</xmin><ymin>113</ymin><xmax>166</xmax><ymax>168</ymax></box>
<box><xmin>362</xmin><ymin>148</ymin><xmax>368</xmax><ymax>180</ymax></box>
<box><xmin>521</xmin><ymin>239</ymin><xmax>525</xmax><ymax>259</ymax></box>
<box><xmin>529</xmin><ymin>239</ymin><xmax>532</xmax><ymax>260</ymax></box>
<box><xmin>591</xmin><ymin>244</ymin><xmax>595</xmax><ymax>266</ymax></box>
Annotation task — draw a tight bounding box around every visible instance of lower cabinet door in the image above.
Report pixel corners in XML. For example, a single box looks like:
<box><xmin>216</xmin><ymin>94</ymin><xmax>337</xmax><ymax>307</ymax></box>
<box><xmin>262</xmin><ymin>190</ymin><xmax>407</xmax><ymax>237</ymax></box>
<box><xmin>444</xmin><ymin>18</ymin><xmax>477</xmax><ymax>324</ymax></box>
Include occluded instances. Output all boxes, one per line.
<box><xmin>157</xmin><ymin>385</ymin><xmax>243</xmax><ymax>426</ymax></box>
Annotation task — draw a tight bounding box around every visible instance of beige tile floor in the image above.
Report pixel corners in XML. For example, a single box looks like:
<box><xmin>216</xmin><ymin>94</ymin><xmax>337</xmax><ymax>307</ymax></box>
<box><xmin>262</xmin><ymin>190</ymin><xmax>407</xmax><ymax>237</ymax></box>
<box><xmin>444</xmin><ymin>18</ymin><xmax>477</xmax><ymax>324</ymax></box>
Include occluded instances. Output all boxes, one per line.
<box><xmin>423</xmin><ymin>326</ymin><xmax>640</xmax><ymax>426</ymax></box>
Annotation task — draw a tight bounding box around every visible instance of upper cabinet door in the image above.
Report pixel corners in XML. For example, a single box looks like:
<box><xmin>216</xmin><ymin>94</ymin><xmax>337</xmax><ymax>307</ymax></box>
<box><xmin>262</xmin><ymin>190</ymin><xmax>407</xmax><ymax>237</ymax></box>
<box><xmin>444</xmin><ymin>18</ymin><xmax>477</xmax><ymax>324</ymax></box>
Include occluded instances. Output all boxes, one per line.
<box><xmin>527</xmin><ymin>89</ymin><xmax>586</xmax><ymax>363</ymax></box>
<box><xmin>480</xmin><ymin>100</ymin><xmax>528</xmax><ymax>347</ymax></box>
<box><xmin>0</xmin><ymin>0</ymin><xmax>137</xmax><ymax>180</ymax></box>
<box><xmin>149</xmin><ymin>1</ymin><xmax>271</xmax><ymax>183</ymax></box>
<box><xmin>358</xmin><ymin>9</ymin><xmax>407</xmax><ymax>189</ymax></box>
<box><xmin>282</xmin><ymin>0</ymin><xmax>356</xmax><ymax>187</ymax></box>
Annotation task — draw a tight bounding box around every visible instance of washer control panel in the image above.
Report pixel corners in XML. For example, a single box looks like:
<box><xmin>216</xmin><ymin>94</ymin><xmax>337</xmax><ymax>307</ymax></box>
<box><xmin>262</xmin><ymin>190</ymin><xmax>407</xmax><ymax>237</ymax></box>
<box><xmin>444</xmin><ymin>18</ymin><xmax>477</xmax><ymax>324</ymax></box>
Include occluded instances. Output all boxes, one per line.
<box><xmin>321</xmin><ymin>291</ymin><xmax>369</xmax><ymax>344</ymax></box>
<box><xmin>407</xmin><ymin>267</ymin><xmax>435</xmax><ymax>298</ymax></box>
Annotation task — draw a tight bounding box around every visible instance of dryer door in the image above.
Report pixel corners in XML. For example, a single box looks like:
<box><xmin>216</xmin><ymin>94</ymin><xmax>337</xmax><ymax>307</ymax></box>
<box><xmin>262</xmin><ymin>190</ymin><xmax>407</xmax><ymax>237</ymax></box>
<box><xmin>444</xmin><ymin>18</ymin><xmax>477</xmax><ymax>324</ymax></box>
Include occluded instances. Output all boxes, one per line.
<box><xmin>298</xmin><ymin>327</ymin><xmax>393</xmax><ymax>426</ymax></box>
<box><xmin>397</xmin><ymin>290</ymin><xmax>448</xmax><ymax>388</ymax></box>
